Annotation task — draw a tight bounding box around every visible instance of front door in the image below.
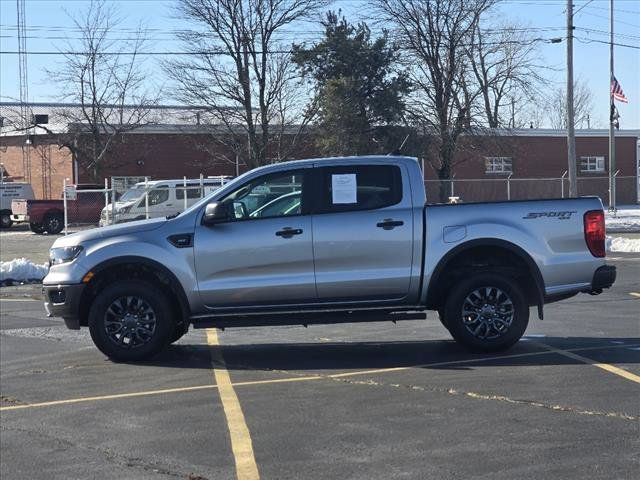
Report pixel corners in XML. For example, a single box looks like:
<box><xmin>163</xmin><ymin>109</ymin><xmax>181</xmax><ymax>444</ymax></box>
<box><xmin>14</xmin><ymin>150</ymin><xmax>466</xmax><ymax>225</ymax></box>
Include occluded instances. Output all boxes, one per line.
<box><xmin>194</xmin><ymin>169</ymin><xmax>316</xmax><ymax>309</ymax></box>
<box><xmin>311</xmin><ymin>164</ymin><xmax>414</xmax><ymax>302</ymax></box>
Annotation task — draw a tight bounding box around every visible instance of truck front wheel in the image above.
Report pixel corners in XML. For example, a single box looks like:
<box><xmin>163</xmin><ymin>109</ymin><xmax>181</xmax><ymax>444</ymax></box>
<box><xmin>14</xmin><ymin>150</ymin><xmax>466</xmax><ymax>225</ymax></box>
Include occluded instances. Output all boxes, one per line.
<box><xmin>88</xmin><ymin>280</ymin><xmax>173</xmax><ymax>361</ymax></box>
<box><xmin>443</xmin><ymin>273</ymin><xmax>529</xmax><ymax>352</ymax></box>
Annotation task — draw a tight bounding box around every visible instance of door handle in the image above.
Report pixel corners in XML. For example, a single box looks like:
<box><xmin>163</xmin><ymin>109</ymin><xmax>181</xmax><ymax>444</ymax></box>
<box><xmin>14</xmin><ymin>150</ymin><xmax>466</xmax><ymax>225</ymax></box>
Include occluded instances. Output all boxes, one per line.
<box><xmin>376</xmin><ymin>219</ymin><xmax>404</xmax><ymax>230</ymax></box>
<box><xmin>275</xmin><ymin>227</ymin><xmax>303</xmax><ymax>238</ymax></box>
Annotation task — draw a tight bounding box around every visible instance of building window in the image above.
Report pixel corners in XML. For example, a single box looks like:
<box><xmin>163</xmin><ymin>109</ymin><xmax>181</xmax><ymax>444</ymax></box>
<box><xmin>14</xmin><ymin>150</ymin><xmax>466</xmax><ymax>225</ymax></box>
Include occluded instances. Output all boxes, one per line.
<box><xmin>580</xmin><ymin>156</ymin><xmax>605</xmax><ymax>173</ymax></box>
<box><xmin>485</xmin><ymin>157</ymin><xmax>513</xmax><ymax>174</ymax></box>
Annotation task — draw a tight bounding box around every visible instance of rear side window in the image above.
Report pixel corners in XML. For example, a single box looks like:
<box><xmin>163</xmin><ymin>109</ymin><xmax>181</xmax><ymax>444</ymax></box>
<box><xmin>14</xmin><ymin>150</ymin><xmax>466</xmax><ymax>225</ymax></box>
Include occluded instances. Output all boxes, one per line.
<box><xmin>316</xmin><ymin>165</ymin><xmax>402</xmax><ymax>213</ymax></box>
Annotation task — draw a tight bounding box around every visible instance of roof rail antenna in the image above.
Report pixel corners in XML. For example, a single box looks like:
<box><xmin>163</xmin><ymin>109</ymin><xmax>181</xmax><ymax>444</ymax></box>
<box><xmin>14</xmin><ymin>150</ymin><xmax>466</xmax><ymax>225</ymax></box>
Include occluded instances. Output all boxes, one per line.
<box><xmin>387</xmin><ymin>133</ymin><xmax>410</xmax><ymax>156</ymax></box>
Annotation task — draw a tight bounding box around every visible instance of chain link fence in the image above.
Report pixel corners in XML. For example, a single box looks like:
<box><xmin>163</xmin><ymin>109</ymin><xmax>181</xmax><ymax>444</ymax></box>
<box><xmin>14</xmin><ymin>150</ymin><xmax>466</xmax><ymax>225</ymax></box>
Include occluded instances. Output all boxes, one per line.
<box><xmin>62</xmin><ymin>175</ymin><xmax>230</xmax><ymax>234</ymax></box>
<box><xmin>425</xmin><ymin>175</ymin><xmax>638</xmax><ymax>206</ymax></box>
<box><xmin>58</xmin><ymin>174</ymin><xmax>638</xmax><ymax>234</ymax></box>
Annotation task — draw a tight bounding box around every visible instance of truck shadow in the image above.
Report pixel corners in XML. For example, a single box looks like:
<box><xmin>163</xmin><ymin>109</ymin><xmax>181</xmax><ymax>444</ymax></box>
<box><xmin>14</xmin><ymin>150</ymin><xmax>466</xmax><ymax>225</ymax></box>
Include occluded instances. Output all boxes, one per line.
<box><xmin>141</xmin><ymin>336</ymin><xmax>640</xmax><ymax>372</ymax></box>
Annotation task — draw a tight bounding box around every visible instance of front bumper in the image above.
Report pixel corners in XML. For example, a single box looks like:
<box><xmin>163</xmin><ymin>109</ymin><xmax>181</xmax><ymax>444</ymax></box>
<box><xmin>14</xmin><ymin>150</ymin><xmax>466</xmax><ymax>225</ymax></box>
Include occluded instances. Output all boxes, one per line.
<box><xmin>43</xmin><ymin>283</ymin><xmax>85</xmax><ymax>330</ymax></box>
<box><xmin>11</xmin><ymin>214</ymin><xmax>28</xmax><ymax>222</ymax></box>
<box><xmin>591</xmin><ymin>265</ymin><xmax>616</xmax><ymax>292</ymax></box>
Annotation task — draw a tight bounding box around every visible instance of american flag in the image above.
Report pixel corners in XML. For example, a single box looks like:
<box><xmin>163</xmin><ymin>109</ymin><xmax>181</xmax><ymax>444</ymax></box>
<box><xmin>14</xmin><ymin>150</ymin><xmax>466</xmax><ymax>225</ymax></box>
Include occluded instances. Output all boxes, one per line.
<box><xmin>611</xmin><ymin>77</ymin><xmax>628</xmax><ymax>103</ymax></box>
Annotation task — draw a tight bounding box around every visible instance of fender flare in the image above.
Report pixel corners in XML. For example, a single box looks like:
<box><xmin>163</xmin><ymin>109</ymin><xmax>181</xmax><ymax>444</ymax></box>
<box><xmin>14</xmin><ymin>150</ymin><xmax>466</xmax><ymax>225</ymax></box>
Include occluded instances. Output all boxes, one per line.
<box><xmin>88</xmin><ymin>255</ymin><xmax>191</xmax><ymax>319</ymax></box>
<box><xmin>426</xmin><ymin>238</ymin><xmax>545</xmax><ymax>319</ymax></box>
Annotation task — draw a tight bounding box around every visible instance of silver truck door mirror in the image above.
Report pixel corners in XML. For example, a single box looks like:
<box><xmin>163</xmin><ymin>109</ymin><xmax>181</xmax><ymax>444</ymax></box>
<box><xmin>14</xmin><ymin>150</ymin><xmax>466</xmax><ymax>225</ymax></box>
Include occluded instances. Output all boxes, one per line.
<box><xmin>202</xmin><ymin>201</ymin><xmax>230</xmax><ymax>225</ymax></box>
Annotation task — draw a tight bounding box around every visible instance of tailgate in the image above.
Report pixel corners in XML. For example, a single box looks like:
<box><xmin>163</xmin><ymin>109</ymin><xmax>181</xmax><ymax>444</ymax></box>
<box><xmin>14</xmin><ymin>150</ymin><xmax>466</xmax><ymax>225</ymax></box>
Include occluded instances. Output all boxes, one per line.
<box><xmin>11</xmin><ymin>199</ymin><xmax>28</xmax><ymax>215</ymax></box>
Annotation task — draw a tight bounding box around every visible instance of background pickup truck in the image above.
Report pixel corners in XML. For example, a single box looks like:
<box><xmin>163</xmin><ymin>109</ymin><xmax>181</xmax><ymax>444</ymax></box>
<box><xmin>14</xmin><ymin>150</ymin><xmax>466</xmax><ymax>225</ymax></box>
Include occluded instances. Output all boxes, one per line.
<box><xmin>12</xmin><ymin>184</ymin><xmax>103</xmax><ymax>234</ymax></box>
<box><xmin>42</xmin><ymin>156</ymin><xmax>615</xmax><ymax>361</ymax></box>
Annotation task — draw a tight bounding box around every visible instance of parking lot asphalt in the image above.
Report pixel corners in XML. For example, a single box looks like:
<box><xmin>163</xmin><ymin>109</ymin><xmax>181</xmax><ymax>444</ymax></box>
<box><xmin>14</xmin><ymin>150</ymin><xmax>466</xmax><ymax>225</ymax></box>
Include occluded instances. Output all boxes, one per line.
<box><xmin>1</xmin><ymin>254</ymin><xmax>639</xmax><ymax>480</ymax></box>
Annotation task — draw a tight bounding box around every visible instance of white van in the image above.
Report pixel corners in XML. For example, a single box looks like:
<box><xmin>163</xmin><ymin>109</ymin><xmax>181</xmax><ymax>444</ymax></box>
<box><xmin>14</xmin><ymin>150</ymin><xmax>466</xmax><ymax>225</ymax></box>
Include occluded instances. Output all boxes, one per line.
<box><xmin>0</xmin><ymin>182</ymin><xmax>35</xmax><ymax>228</ymax></box>
<box><xmin>99</xmin><ymin>177</ymin><xmax>231</xmax><ymax>226</ymax></box>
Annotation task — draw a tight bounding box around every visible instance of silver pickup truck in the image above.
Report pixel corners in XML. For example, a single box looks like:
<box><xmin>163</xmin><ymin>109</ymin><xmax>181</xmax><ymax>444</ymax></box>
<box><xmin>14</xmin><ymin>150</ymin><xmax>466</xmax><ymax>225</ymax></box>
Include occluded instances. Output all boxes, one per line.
<box><xmin>43</xmin><ymin>156</ymin><xmax>616</xmax><ymax>361</ymax></box>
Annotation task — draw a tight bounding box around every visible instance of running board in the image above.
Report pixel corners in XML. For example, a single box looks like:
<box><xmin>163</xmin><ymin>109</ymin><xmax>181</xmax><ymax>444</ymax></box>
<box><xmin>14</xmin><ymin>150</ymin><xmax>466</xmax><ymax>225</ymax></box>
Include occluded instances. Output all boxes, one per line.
<box><xmin>190</xmin><ymin>310</ymin><xmax>427</xmax><ymax>329</ymax></box>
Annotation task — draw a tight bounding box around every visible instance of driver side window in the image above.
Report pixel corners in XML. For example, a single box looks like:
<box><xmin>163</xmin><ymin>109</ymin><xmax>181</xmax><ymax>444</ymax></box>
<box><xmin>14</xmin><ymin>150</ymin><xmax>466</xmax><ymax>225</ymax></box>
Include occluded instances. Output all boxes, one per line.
<box><xmin>221</xmin><ymin>171</ymin><xmax>305</xmax><ymax>220</ymax></box>
<box><xmin>147</xmin><ymin>187</ymin><xmax>169</xmax><ymax>206</ymax></box>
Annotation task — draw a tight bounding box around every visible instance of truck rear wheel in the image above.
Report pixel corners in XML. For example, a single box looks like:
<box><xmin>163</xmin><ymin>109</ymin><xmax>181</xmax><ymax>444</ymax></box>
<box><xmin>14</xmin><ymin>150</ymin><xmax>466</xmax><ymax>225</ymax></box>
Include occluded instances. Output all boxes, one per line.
<box><xmin>44</xmin><ymin>213</ymin><xmax>64</xmax><ymax>234</ymax></box>
<box><xmin>443</xmin><ymin>273</ymin><xmax>529</xmax><ymax>352</ymax></box>
<box><xmin>42</xmin><ymin>213</ymin><xmax>64</xmax><ymax>235</ymax></box>
<box><xmin>88</xmin><ymin>280</ymin><xmax>173</xmax><ymax>362</ymax></box>
<box><xmin>0</xmin><ymin>211</ymin><xmax>12</xmax><ymax>228</ymax></box>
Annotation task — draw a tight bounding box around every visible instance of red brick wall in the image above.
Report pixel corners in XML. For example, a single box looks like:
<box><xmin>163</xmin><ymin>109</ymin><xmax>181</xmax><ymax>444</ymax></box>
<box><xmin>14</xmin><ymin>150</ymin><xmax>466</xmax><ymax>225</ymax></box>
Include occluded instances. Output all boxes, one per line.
<box><xmin>0</xmin><ymin>136</ymin><xmax>72</xmax><ymax>199</ymax></box>
<box><xmin>422</xmin><ymin>135</ymin><xmax>638</xmax><ymax>204</ymax></box>
<box><xmin>75</xmin><ymin>133</ymin><xmax>318</xmax><ymax>182</ymax></box>
<box><xmin>2</xmin><ymin>131</ymin><xmax>637</xmax><ymax>204</ymax></box>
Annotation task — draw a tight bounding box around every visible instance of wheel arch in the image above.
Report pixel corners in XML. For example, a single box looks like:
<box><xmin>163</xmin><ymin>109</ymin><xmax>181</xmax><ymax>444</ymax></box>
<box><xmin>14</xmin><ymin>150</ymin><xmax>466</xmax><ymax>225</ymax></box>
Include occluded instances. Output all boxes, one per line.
<box><xmin>425</xmin><ymin>238</ymin><xmax>545</xmax><ymax>319</ymax></box>
<box><xmin>78</xmin><ymin>256</ymin><xmax>191</xmax><ymax>328</ymax></box>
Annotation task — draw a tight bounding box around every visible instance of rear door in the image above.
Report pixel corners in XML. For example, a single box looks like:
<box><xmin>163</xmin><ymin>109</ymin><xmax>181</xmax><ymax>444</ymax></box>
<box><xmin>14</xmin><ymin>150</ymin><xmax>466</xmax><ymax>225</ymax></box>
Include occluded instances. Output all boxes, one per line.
<box><xmin>311</xmin><ymin>163</ymin><xmax>414</xmax><ymax>302</ymax></box>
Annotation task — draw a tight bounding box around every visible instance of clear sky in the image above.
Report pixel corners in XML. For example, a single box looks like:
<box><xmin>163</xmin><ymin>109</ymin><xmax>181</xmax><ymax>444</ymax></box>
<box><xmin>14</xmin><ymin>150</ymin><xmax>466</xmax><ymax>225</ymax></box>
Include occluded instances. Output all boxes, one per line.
<box><xmin>1</xmin><ymin>0</ymin><xmax>638</xmax><ymax>128</ymax></box>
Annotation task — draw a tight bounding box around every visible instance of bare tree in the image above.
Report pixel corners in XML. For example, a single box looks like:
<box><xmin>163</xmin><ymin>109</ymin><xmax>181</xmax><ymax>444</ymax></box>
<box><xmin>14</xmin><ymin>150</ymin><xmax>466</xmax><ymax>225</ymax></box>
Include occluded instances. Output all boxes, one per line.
<box><xmin>468</xmin><ymin>22</ymin><xmax>546</xmax><ymax>128</ymax></box>
<box><xmin>546</xmin><ymin>79</ymin><xmax>594</xmax><ymax>129</ymax></box>
<box><xmin>166</xmin><ymin>0</ymin><xmax>327</xmax><ymax>170</ymax></box>
<box><xmin>45</xmin><ymin>0</ymin><xmax>159</xmax><ymax>180</ymax></box>
<box><xmin>375</xmin><ymin>0</ymin><xmax>494</xmax><ymax>201</ymax></box>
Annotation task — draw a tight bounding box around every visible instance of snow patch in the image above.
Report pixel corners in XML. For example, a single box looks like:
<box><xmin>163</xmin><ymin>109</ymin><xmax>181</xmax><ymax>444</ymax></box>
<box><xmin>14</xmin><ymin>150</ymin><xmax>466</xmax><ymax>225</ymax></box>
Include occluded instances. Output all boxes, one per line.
<box><xmin>605</xmin><ymin>206</ymin><xmax>640</xmax><ymax>232</ymax></box>
<box><xmin>606</xmin><ymin>236</ymin><xmax>640</xmax><ymax>253</ymax></box>
<box><xmin>0</xmin><ymin>258</ymin><xmax>49</xmax><ymax>285</ymax></box>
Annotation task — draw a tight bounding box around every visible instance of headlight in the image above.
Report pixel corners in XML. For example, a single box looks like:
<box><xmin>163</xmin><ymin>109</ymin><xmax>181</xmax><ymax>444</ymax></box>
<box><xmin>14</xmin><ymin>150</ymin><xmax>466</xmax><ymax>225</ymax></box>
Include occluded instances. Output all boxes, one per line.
<box><xmin>119</xmin><ymin>205</ymin><xmax>132</xmax><ymax>214</ymax></box>
<box><xmin>49</xmin><ymin>246</ymin><xmax>83</xmax><ymax>266</ymax></box>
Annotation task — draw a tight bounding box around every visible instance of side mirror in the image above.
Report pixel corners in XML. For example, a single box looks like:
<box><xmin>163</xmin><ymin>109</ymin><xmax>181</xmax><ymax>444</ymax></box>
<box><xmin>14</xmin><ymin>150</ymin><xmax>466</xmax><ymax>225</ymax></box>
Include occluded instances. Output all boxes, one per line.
<box><xmin>202</xmin><ymin>201</ymin><xmax>230</xmax><ymax>226</ymax></box>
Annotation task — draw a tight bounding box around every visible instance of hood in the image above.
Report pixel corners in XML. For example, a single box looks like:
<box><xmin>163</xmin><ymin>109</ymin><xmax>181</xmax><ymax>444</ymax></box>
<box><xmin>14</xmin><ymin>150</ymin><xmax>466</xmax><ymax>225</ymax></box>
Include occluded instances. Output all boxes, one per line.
<box><xmin>102</xmin><ymin>200</ymin><xmax>137</xmax><ymax>212</ymax></box>
<box><xmin>52</xmin><ymin>217</ymin><xmax>167</xmax><ymax>247</ymax></box>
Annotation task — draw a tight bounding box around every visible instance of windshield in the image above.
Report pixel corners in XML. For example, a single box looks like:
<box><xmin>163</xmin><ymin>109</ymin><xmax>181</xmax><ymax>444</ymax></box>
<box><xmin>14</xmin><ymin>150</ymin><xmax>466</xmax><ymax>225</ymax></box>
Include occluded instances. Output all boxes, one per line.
<box><xmin>119</xmin><ymin>185</ymin><xmax>146</xmax><ymax>202</ymax></box>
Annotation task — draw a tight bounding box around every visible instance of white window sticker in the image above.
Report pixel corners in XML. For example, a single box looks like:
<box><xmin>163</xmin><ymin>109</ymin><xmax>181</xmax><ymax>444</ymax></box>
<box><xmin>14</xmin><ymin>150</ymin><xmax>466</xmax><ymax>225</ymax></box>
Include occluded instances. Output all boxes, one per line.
<box><xmin>331</xmin><ymin>174</ymin><xmax>357</xmax><ymax>204</ymax></box>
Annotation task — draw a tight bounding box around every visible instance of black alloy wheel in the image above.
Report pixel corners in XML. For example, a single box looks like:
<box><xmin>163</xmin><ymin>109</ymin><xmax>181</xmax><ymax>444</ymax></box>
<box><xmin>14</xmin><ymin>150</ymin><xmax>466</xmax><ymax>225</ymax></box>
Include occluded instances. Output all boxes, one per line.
<box><xmin>44</xmin><ymin>213</ymin><xmax>64</xmax><ymax>234</ymax></box>
<box><xmin>88</xmin><ymin>280</ymin><xmax>173</xmax><ymax>361</ymax></box>
<box><xmin>443</xmin><ymin>273</ymin><xmax>529</xmax><ymax>352</ymax></box>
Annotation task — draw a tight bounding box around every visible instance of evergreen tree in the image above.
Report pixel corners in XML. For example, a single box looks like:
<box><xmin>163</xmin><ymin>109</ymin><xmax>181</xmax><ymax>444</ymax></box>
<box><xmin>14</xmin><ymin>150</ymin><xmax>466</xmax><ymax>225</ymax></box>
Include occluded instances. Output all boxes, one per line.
<box><xmin>292</xmin><ymin>12</ymin><xmax>409</xmax><ymax>156</ymax></box>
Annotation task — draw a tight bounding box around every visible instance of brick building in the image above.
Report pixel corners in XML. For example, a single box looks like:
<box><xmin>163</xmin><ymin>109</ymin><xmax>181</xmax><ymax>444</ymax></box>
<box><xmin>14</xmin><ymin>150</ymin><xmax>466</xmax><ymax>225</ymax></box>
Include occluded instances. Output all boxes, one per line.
<box><xmin>1</xmin><ymin>103</ymin><xmax>638</xmax><ymax>204</ymax></box>
<box><xmin>422</xmin><ymin>129</ymin><xmax>640</xmax><ymax>204</ymax></box>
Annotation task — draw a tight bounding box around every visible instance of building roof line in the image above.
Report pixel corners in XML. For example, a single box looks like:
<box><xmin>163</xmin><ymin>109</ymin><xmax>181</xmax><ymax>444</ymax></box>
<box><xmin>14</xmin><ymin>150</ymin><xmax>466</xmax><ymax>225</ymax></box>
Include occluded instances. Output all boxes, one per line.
<box><xmin>0</xmin><ymin>101</ymin><xmax>240</xmax><ymax>111</ymax></box>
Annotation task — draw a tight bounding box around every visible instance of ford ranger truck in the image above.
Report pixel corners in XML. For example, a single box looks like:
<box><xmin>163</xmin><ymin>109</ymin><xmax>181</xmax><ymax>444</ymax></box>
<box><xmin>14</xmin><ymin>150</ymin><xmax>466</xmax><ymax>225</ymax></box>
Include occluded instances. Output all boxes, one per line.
<box><xmin>42</xmin><ymin>156</ymin><xmax>616</xmax><ymax>361</ymax></box>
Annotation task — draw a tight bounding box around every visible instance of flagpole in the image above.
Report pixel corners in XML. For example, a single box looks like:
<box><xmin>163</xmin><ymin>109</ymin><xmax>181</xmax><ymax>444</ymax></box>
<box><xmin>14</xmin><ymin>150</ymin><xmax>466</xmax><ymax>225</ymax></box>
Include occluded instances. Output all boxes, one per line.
<box><xmin>608</xmin><ymin>0</ymin><xmax>616</xmax><ymax>211</ymax></box>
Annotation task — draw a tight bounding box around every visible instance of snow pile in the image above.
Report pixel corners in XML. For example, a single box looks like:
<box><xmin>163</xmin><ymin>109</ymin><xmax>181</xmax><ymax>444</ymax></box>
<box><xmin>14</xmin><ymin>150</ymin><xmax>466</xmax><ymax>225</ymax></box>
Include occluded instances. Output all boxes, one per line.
<box><xmin>607</xmin><ymin>236</ymin><xmax>640</xmax><ymax>253</ymax></box>
<box><xmin>0</xmin><ymin>258</ymin><xmax>49</xmax><ymax>285</ymax></box>
<box><xmin>606</xmin><ymin>206</ymin><xmax>640</xmax><ymax>233</ymax></box>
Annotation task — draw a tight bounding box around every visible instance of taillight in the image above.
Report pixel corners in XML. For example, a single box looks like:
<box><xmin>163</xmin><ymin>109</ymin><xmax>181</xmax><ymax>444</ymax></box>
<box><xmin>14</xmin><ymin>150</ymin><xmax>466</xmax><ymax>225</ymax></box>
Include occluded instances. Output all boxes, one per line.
<box><xmin>584</xmin><ymin>210</ymin><xmax>605</xmax><ymax>257</ymax></box>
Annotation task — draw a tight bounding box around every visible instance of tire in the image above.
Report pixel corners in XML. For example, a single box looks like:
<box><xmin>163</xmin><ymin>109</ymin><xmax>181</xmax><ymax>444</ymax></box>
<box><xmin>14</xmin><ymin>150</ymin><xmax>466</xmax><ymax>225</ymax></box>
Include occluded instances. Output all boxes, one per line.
<box><xmin>44</xmin><ymin>213</ymin><xmax>64</xmax><ymax>234</ymax></box>
<box><xmin>169</xmin><ymin>324</ymin><xmax>188</xmax><ymax>344</ymax></box>
<box><xmin>0</xmin><ymin>211</ymin><xmax>12</xmax><ymax>228</ymax></box>
<box><xmin>29</xmin><ymin>222</ymin><xmax>46</xmax><ymax>234</ymax></box>
<box><xmin>88</xmin><ymin>280</ymin><xmax>173</xmax><ymax>361</ymax></box>
<box><xmin>443</xmin><ymin>272</ymin><xmax>529</xmax><ymax>353</ymax></box>
<box><xmin>437</xmin><ymin>309</ymin><xmax>449</xmax><ymax>332</ymax></box>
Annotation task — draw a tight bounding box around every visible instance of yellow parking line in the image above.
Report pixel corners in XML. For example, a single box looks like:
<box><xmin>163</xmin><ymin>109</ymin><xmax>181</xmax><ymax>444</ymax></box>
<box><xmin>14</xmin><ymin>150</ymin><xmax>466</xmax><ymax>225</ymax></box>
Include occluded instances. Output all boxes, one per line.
<box><xmin>207</xmin><ymin>329</ymin><xmax>260</xmax><ymax>480</ymax></box>
<box><xmin>2</xmin><ymin>342</ymin><xmax>638</xmax><ymax>413</ymax></box>
<box><xmin>0</xmin><ymin>384</ymin><xmax>217</xmax><ymax>411</ymax></box>
<box><xmin>536</xmin><ymin>342</ymin><xmax>640</xmax><ymax>385</ymax></box>
<box><xmin>629</xmin><ymin>292</ymin><xmax>640</xmax><ymax>298</ymax></box>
